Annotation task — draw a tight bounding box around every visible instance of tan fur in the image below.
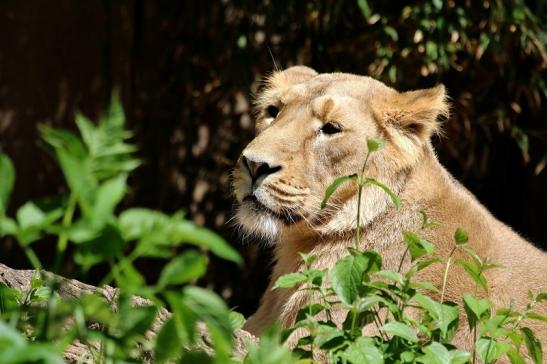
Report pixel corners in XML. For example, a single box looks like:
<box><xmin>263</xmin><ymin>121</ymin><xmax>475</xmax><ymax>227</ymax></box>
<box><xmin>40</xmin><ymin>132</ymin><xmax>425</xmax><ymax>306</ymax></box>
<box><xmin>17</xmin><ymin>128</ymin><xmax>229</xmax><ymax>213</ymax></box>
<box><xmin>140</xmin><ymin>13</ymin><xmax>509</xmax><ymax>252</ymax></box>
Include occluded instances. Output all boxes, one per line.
<box><xmin>233</xmin><ymin>67</ymin><xmax>547</xmax><ymax>358</ymax></box>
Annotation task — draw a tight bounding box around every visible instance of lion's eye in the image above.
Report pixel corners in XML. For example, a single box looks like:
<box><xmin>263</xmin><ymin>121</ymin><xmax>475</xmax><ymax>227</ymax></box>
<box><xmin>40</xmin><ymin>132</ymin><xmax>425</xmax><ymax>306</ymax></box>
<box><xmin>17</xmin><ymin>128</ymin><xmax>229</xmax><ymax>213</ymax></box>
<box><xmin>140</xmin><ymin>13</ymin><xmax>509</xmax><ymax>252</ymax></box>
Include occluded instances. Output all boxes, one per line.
<box><xmin>319</xmin><ymin>122</ymin><xmax>343</xmax><ymax>135</ymax></box>
<box><xmin>266</xmin><ymin>105</ymin><xmax>279</xmax><ymax>118</ymax></box>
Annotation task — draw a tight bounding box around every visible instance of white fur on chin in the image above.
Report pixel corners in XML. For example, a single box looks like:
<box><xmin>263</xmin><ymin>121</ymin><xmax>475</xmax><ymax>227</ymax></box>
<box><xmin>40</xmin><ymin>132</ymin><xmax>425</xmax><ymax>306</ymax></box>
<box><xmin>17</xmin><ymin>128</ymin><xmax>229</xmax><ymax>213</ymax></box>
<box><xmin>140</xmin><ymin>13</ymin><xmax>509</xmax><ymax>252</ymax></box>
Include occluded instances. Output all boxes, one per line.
<box><xmin>235</xmin><ymin>205</ymin><xmax>281</xmax><ymax>244</ymax></box>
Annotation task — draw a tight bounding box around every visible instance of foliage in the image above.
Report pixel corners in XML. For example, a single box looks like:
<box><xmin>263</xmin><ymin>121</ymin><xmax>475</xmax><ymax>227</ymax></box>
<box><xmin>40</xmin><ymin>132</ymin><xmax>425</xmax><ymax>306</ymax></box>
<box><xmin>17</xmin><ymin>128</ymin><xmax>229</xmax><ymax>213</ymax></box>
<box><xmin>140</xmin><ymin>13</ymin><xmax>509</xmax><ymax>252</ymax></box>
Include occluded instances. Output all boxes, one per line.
<box><xmin>272</xmin><ymin>137</ymin><xmax>546</xmax><ymax>363</ymax></box>
<box><xmin>0</xmin><ymin>100</ymin><xmax>545</xmax><ymax>363</ymax></box>
<box><xmin>0</xmin><ymin>97</ymin><xmax>249</xmax><ymax>363</ymax></box>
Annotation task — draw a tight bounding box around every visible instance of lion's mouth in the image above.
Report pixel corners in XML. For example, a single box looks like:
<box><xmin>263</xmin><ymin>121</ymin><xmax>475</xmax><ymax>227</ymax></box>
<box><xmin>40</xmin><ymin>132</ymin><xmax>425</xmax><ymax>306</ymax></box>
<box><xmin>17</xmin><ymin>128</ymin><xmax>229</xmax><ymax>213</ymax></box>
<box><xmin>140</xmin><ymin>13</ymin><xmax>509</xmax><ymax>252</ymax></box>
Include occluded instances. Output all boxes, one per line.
<box><xmin>243</xmin><ymin>195</ymin><xmax>302</xmax><ymax>225</ymax></box>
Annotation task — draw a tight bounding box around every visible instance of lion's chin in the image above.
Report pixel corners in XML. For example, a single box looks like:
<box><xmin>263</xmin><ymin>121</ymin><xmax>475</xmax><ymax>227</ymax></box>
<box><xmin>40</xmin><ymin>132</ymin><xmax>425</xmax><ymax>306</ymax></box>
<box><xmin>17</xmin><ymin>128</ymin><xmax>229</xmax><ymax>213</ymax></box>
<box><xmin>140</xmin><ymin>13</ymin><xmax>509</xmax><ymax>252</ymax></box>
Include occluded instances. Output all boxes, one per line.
<box><xmin>235</xmin><ymin>197</ymin><xmax>303</xmax><ymax>243</ymax></box>
<box><xmin>235</xmin><ymin>204</ymin><xmax>282</xmax><ymax>243</ymax></box>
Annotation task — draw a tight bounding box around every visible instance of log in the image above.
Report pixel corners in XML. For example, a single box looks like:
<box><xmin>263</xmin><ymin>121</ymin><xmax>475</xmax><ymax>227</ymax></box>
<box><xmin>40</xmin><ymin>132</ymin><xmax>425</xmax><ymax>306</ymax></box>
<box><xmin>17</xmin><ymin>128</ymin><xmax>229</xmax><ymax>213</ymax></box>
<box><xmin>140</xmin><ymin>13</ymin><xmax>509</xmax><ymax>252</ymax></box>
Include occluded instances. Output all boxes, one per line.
<box><xmin>0</xmin><ymin>263</ymin><xmax>256</xmax><ymax>362</ymax></box>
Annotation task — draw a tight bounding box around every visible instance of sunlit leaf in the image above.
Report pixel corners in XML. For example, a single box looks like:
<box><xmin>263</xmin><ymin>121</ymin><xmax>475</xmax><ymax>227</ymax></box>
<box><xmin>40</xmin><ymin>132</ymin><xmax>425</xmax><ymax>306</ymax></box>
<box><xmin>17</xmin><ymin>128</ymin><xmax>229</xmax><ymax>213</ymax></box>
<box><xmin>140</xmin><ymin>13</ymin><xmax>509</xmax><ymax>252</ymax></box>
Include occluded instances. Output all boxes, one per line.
<box><xmin>320</xmin><ymin>174</ymin><xmax>357</xmax><ymax>209</ymax></box>
<box><xmin>521</xmin><ymin>327</ymin><xmax>543</xmax><ymax>364</ymax></box>
<box><xmin>463</xmin><ymin>293</ymin><xmax>491</xmax><ymax>327</ymax></box>
<box><xmin>364</xmin><ymin>178</ymin><xmax>401</xmax><ymax>209</ymax></box>
<box><xmin>380</xmin><ymin>322</ymin><xmax>418</xmax><ymax>343</ymax></box>
<box><xmin>272</xmin><ymin>272</ymin><xmax>307</xmax><ymax>290</ymax></box>
<box><xmin>403</xmin><ymin>231</ymin><xmax>436</xmax><ymax>261</ymax></box>
<box><xmin>157</xmin><ymin>250</ymin><xmax>207</xmax><ymax>288</ymax></box>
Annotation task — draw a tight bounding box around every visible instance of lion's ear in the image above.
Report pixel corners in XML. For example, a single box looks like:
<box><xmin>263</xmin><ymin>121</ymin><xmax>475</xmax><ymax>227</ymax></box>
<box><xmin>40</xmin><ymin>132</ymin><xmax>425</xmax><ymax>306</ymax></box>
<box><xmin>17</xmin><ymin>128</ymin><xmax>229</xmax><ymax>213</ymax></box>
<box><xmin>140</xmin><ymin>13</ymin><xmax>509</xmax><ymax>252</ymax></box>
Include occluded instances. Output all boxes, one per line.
<box><xmin>376</xmin><ymin>85</ymin><xmax>449</xmax><ymax>141</ymax></box>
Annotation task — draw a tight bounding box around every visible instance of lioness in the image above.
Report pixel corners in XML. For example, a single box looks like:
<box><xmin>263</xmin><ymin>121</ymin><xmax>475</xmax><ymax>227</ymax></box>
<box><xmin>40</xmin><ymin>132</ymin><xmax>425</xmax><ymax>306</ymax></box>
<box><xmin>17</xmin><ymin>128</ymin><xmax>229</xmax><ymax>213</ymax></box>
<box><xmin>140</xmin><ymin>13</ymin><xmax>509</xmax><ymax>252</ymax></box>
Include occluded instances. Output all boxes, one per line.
<box><xmin>232</xmin><ymin>66</ymin><xmax>547</xmax><ymax>355</ymax></box>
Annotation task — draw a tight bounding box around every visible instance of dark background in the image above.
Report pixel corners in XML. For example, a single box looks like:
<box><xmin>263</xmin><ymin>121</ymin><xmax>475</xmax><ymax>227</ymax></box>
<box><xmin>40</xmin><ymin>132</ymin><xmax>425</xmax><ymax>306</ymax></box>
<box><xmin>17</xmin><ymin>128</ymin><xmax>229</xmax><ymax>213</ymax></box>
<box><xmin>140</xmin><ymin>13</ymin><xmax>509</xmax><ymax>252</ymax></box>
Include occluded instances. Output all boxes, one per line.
<box><xmin>0</xmin><ymin>1</ymin><xmax>545</xmax><ymax>317</ymax></box>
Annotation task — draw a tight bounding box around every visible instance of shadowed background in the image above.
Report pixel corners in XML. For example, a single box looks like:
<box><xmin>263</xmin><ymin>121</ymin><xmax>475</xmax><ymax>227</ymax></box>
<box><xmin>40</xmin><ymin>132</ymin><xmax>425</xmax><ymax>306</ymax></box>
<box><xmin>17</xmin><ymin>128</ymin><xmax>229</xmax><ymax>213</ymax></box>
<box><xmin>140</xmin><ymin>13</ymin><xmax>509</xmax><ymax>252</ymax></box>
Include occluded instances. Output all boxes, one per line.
<box><xmin>0</xmin><ymin>1</ymin><xmax>546</xmax><ymax>317</ymax></box>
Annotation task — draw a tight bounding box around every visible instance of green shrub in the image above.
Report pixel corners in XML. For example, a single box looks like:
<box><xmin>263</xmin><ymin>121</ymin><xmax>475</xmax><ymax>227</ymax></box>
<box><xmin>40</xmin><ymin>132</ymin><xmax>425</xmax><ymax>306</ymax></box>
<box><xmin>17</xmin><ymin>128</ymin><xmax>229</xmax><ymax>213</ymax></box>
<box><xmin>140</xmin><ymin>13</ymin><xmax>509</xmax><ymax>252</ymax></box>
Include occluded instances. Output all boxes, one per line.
<box><xmin>0</xmin><ymin>97</ymin><xmax>248</xmax><ymax>363</ymax></box>
<box><xmin>271</xmin><ymin>137</ymin><xmax>546</xmax><ymax>364</ymax></box>
<box><xmin>0</xmin><ymin>99</ymin><xmax>545</xmax><ymax>363</ymax></box>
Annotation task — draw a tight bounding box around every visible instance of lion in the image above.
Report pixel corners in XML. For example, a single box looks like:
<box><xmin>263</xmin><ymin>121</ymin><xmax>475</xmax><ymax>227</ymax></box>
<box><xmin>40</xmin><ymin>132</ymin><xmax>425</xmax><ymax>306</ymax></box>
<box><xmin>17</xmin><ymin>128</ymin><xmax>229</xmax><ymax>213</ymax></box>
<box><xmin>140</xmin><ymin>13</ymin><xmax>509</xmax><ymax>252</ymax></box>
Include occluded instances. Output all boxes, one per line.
<box><xmin>232</xmin><ymin>66</ymin><xmax>547</xmax><ymax>357</ymax></box>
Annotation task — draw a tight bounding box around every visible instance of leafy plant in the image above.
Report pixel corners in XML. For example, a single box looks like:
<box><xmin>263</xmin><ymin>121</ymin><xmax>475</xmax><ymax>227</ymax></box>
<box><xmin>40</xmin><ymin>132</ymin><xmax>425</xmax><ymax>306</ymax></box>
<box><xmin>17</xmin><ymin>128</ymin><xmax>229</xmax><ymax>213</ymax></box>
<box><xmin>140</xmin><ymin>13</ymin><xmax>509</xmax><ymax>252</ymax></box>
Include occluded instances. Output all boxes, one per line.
<box><xmin>0</xmin><ymin>100</ymin><xmax>545</xmax><ymax>363</ymax></box>
<box><xmin>0</xmin><ymin>97</ymin><xmax>247</xmax><ymax>363</ymax></box>
<box><xmin>272</xmin><ymin>137</ymin><xmax>545</xmax><ymax>363</ymax></box>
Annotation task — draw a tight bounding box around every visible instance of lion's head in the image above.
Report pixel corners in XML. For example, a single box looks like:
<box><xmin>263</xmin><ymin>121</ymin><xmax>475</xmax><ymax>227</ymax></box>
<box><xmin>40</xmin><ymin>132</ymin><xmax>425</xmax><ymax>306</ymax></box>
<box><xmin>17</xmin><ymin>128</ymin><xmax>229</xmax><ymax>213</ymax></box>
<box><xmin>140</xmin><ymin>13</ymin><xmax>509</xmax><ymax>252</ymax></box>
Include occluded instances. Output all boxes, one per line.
<box><xmin>232</xmin><ymin>66</ymin><xmax>448</xmax><ymax>242</ymax></box>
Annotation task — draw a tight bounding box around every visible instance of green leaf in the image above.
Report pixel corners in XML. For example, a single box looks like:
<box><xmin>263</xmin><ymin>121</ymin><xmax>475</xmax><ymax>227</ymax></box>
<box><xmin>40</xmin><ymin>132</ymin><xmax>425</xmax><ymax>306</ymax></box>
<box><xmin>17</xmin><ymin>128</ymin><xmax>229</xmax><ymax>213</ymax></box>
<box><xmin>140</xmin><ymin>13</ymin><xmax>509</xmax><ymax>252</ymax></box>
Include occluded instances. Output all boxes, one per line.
<box><xmin>450</xmin><ymin>349</ymin><xmax>472</xmax><ymax>364</ymax></box>
<box><xmin>380</xmin><ymin>322</ymin><xmax>418</xmax><ymax>343</ymax></box>
<box><xmin>0</xmin><ymin>322</ymin><xmax>26</xmax><ymax>350</ymax></box>
<box><xmin>314</xmin><ymin>324</ymin><xmax>345</xmax><ymax>349</ymax></box>
<box><xmin>367</xmin><ymin>137</ymin><xmax>385</xmax><ymax>153</ymax></box>
<box><xmin>295</xmin><ymin>303</ymin><xmax>326</xmax><ymax>322</ymax></box>
<box><xmin>383</xmin><ymin>26</ymin><xmax>399</xmax><ymax>41</ymax></box>
<box><xmin>535</xmin><ymin>292</ymin><xmax>547</xmax><ymax>302</ymax></box>
<box><xmin>157</xmin><ymin>250</ymin><xmax>207</xmax><ymax>288</ymax></box>
<box><xmin>119</xmin><ymin>208</ymin><xmax>242</xmax><ymax>264</ymax></box>
<box><xmin>526</xmin><ymin>311</ymin><xmax>547</xmax><ymax>322</ymax></box>
<box><xmin>331</xmin><ymin>252</ymin><xmax>369</xmax><ymax>305</ymax></box>
<box><xmin>305</xmin><ymin>268</ymin><xmax>326</xmax><ymax>286</ymax></box>
<box><xmin>419</xmin><ymin>343</ymin><xmax>470</xmax><ymax>364</ymax></box>
<box><xmin>243</xmin><ymin>325</ymin><xmax>296</xmax><ymax>364</ymax></box>
<box><xmin>0</xmin><ymin>343</ymin><xmax>64</xmax><ymax>364</ymax></box>
<box><xmin>115</xmin><ymin>296</ymin><xmax>157</xmax><ymax>338</ymax></box>
<box><xmin>74</xmin><ymin>224</ymin><xmax>125</xmax><ymax>270</ymax></box>
<box><xmin>403</xmin><ymin>231</ymin><xmax>436</xmax><ymax>261</ymax></box>
<box><xmin>374</xmin><ymin>270</ymin><xmax>405</xmax><ymax>286</ymax></box>
<box><xmin>365</xmin><ymin>178</ymin><xmax>401</xmax><ymax>209</ymax></box>
<box><xmin>356</xmin><ymin>0</ymin><xmax>371</xmax><ymax>18</ymax></box>
<box><xmin>155</xmin><ymin>317</ymin><xmax>182</xmax><ymax>364</ymax></box>
<box><xmin>0</xmin><ymin>283</ymin><xmax>22</xmax><ymax>314</ymax></box>
<box><xmin>421</xmin><ymin>342</ymin><xmax>451</xmax><ymax>364</ymax></box>
<box><xmin>409</xmin><ymin>281</ymin><xmax>439</xmax><ymax>293</ymax></box>
<box><xmin>272</xmin><ymin>272</ymin><xmax>307</xmax><ymax>290</ymax></box>
<box><xmin>521</xmin><ymin>327</ymin><xmax>543</xmax><ymax>364</ymax></box>
<box><xmin>298</xmin><ymin>252</ymin><xmax>316</xmax><ymax>267</ymax></box>
<box><xmin>406</xmin><ymin>258</ymin><xmax>442</xmax><ymax>279</ymax></box>
<box><xmin>321</xmin><ymin>174</ymin><xmax>357</xmax><ymax>209</ymax></box>
<box><xmin>342</xmin><ymin>336</ymin><xmax>383</xmax><ymax>364</ymax></box>
<box><xmin>90</xmin><ymin>174</ymin><xmax>127</xmax><ymax>224</ymax></box>
<box><xmin>16</xmin><ymin>202</ymin><xmax>45</xmax><ymax>229</ymax></box>
<box><xmin>165</xmin><ymin>291</ymin><xmax>196</xmax><ymax>345</ymax></box>
<box><xmin>40</xmin><ymin>125</ymin><xmax>97</xmax><ymax>214</ymax></box>
<box><xmin>463</xmin><ymin>293</ymin><xmax>491</xmax><ymax>327</ymax></box>
<box><xmin>413</xmin><ymin>293</ymin><xmax>459</xmax><ymax>338</ymax></box>
<box><xmin>454</xmin><ymin>228</ymin><xmax>469</xmax><ymax>245</ymax></box>
<box><xmin>80</xmin><ymin>293</ymin><xmax>114</xmax><ymax>325</ymax></box>
<box><xmin>0</xmin><ymin>217</ymin><xmax>17</xmax><ymax>237</ymax></box>
<box><xmin>114</xmin><ymin>258</ymin><xmax>146</xmax><ymax>290</ymax></box>
<box><xmin>171</xmin><ymin>220</ymin><xmax>242</xmax><ymax>265</ymax></box>
<box><xmin>506</xmin><ymin>348</ymin><xmax>526</xmax><ymax>364</ymax></box>
<box><xmin>182</xmin><ymin>286</ymin><xmax>233</xmax><ymax>343</ymax></box>
<box><xmin>476</xmin><ymin>337</ymin><xmax>503</xmax><ymax>363</ymax></box>
<box><xmin>455</xmin><ymin>259</ymin><xmax>488</xmax><ymax>292</ymax></box>
<box><xmin>229</xmin><ymin>311</ymin><xmax>246</xmax><ymax>331</ymax></box>
<box><xmin>0</xmin><ymin>152</ymin><xmax>15</xmax><ymax>215</ymax></box>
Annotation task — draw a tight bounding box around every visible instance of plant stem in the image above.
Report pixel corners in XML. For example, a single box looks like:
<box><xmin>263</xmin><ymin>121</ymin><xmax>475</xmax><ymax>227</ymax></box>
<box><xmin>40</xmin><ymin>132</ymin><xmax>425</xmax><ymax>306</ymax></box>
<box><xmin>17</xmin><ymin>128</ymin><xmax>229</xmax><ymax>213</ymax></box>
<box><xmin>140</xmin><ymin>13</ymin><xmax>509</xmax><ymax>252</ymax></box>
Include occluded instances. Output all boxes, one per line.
<box><xmin>397</xmin><ymin>246</ymin><xmax>409</xmax><ymax>273</ymax></box>
<box><xmin>472</xmin><ymin>326</ymin><xmax>477</xmax><ymax>364</ymax></box>
<box><xmin>23</xmin><ymin>245</ymin><xmax>43</xmax><ymax>270</ymax></box>
<box><xmin>355</xmin><ymin>152</ymin><xmax>371</xmax><ymax>249</ymax></box>
<box><xmin>355</xmin><ymin>185</ymin><xmax>363</xmax><ymax>249</ymax></box>
<box><xmin>53</xmin><ymin>193</ymin><xmax>78</xmax><ymax>273</ymax></box>
<box><xmin>440</xmin><ymin>246</ymin><xmax>457</xmax><ymax>303</ymax></box>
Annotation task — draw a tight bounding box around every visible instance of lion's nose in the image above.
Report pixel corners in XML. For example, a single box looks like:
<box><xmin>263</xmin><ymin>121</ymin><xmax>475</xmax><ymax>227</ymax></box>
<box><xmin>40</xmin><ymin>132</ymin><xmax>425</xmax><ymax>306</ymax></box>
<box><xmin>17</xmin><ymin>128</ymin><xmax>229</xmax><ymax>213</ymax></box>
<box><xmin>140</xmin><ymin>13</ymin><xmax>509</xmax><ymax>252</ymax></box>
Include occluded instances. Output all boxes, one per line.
<box><xmin>242</xmin><ymin>156</ymin><xmax>281</xmax><ymax>182</ymax></box>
